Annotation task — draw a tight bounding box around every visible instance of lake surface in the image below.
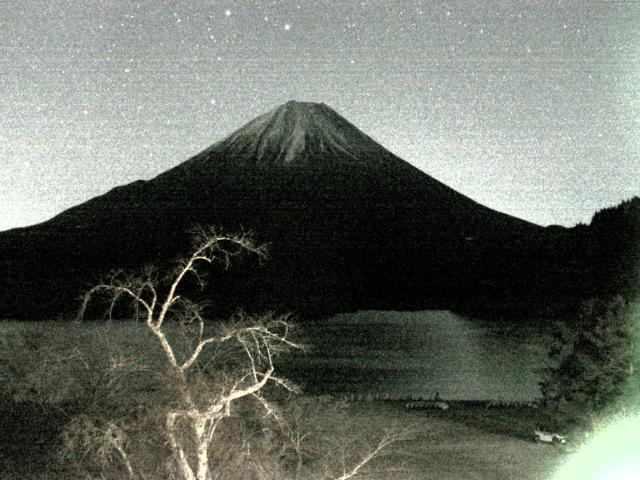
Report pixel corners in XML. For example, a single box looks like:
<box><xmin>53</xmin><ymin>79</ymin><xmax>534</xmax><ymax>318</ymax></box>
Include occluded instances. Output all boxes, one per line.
<box><xmin>278</xmin><ymin>310</ymin><xmax>552</xmax><ymax>402</ymax></box>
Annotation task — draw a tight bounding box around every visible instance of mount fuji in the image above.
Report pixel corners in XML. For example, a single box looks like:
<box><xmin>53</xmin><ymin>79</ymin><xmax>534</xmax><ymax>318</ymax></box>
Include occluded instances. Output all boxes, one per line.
<box><xmin>0</xmin><ymin>101</ymin><xmax>615</xmax><ymax>319</ymax></box>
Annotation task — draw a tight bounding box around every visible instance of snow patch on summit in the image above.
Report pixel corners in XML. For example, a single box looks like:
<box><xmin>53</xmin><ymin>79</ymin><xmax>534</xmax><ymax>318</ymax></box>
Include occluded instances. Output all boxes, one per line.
<box><xmin>208</xmin><ymin>101</ymin><xmax>389</xmax><ymax>167</ymax></box>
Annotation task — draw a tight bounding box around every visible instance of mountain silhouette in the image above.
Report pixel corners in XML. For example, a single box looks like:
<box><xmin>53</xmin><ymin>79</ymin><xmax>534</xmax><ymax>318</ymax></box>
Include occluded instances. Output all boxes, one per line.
<box><xmin>0</xmin><ymin>101</ymin><xmax>631</xmax><ymax>319</ymax></box>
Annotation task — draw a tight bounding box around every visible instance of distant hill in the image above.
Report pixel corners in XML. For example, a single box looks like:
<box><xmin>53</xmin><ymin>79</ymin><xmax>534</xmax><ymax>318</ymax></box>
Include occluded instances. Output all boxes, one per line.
<box><xmin>0</xmin><ymin>102</ymin><xmax>637</xmax><ymax>319</ymax></box>
<box><xmin>579</xmin><ymin>197</ymin><xmax>640</xmax><ymax>300</ymax></box>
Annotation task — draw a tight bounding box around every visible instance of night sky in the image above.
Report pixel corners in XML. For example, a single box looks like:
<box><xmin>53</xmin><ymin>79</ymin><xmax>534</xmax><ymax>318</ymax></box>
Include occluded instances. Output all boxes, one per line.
<box><xmin>2</xmin><ymin>0</ymin><xmax>639</xmax><ymax>231</ymax></box>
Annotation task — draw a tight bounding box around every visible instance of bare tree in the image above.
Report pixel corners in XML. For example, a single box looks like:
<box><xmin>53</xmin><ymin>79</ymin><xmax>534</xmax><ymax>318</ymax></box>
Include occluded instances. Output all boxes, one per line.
<box><xmin>74</xmin><ymin>228</ymin><xmax>401</xmax><ymax>480</ymax></box>
<box><xmin>278</xmin><ymin>396</ymin><xmax>412</xmax><ymax>480</ymax></box>
<box><xmin>76</xmin><ymin>229</ymin><xmax>300</xmax><ymax>479</ymax></box>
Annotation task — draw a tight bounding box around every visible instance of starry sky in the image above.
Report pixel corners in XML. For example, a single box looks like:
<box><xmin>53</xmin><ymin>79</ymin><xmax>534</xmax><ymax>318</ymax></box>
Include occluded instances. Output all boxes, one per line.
<box><xmin>2</xmin><ymin>0</ymin><xmax>639</xmax><ymax>231</ymax></box>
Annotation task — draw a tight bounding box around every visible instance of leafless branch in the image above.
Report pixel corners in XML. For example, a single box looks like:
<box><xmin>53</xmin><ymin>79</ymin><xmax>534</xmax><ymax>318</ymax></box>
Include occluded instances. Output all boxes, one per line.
<box><xmin>332</xmin><ymin>429</ymin><xmax>407</xmax><ymax>480</ymax></box>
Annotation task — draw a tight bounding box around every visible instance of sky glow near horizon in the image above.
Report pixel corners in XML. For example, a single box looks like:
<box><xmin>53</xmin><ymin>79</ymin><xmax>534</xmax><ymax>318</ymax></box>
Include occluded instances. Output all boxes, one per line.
<box><xmin>1</xmin><ymin>0</ymin><xmax>639</xmax><ymax>231</ymax></box>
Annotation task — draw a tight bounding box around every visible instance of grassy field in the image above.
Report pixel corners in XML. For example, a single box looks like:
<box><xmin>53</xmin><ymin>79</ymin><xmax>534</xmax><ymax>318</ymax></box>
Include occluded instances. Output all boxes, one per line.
<box><xmin>363</xmin><ymin>402</ymin><xmax>568</xmax><ymax>480</ymax></box>
<box><xmin>0</xmin><ymin>399</ymin><xmax>569</xmax><ymax>479</ymax></box>
<box><xmin>0</xmin><ymin>320</ymin><xmax>569</xmax><ymax>479</ymax></box>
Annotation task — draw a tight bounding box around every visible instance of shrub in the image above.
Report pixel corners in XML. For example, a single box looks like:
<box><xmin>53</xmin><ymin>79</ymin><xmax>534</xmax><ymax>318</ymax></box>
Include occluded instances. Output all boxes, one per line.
<box><xmin>539</xmin><ymin>296</ymin><xmax>638</xmax><ymax>432</ymax></box>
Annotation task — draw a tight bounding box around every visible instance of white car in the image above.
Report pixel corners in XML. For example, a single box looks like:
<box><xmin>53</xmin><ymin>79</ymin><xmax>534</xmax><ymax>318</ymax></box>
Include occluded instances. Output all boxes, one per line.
<box><xmin>534</xmin><ymin>429</ymin><xmax>566</xmax><ymax>444</ymax></box>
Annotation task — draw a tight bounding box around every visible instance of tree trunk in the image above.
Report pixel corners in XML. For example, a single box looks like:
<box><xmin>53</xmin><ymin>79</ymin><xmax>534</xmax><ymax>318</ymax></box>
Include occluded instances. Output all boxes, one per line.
<box><xmin>166</xmin><ymin>412</ymin><xmax>196</xmax><ymax>480</ymax></box>
<box><xmin>194</xmin><ymin>417</ymin><xmax>210</xmax><ymax>480</ymax></box>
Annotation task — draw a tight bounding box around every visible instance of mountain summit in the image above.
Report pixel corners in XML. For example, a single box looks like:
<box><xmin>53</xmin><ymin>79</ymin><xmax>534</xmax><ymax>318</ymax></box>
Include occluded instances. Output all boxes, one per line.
<box><xmin>191</xmin><ymin>101</ymin><xmax>393</xmax><ymax>168</ymax></box>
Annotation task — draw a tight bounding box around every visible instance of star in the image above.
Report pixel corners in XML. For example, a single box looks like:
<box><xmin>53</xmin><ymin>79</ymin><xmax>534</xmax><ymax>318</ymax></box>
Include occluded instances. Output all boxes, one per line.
<box><xmin>224</xmin><ymin>9</ymin><xmax>232</xmax><ymax>17</ymax></box>
<box><xmin>284</xmin><ymin>23</ymin><xmax>291</xmax><ymax>31</ymax></box>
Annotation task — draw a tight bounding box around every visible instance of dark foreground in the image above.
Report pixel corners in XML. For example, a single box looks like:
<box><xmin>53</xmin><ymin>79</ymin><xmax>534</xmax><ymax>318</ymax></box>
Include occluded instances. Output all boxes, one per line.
<box><xmin>0</xmin><ymin>400</ymin><xmax>567</xmax><ymax>479</ymax></box>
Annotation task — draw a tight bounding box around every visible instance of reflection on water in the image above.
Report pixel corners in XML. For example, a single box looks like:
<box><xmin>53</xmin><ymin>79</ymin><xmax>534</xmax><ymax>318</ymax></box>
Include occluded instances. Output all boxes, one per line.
<box><xmin>279</xmin><ymin>310</ymin><xmax>551</xmax><ymax>401</ymax></box>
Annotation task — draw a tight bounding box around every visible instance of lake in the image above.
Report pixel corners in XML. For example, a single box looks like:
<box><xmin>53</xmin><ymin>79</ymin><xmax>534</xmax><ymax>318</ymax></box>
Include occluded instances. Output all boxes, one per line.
<box><xmin>278</xmin><ymin>310</ymin><xmax>552</xmax><ymax>402</ymax></box>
